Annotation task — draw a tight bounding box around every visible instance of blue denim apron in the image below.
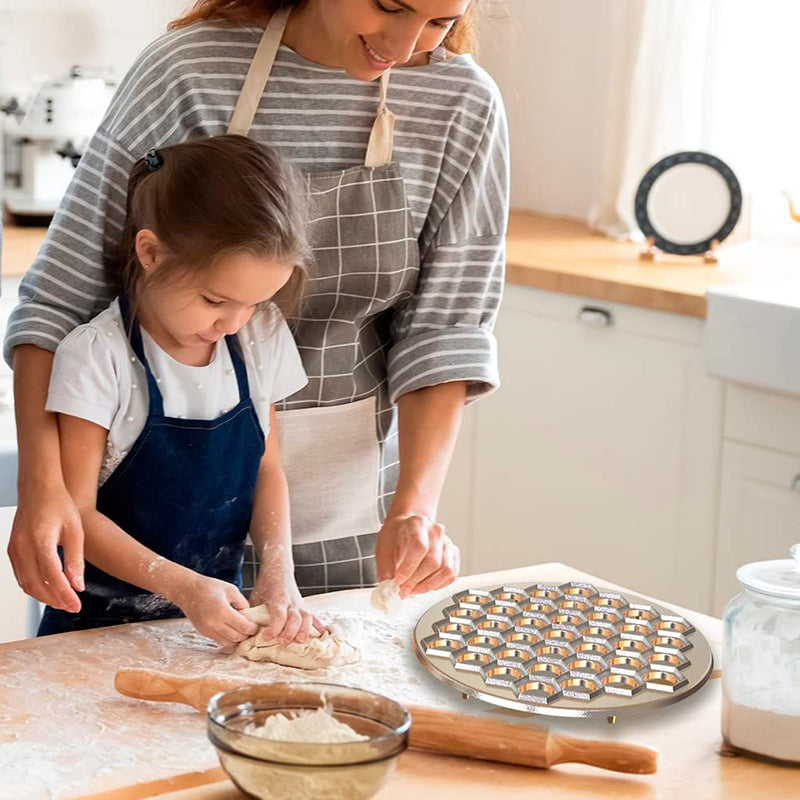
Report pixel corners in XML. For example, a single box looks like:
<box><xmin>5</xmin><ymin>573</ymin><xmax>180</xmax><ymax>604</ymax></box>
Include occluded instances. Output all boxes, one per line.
<box><xmin>38</xmin><ymin>294</ymin><xmax>265</xmax><ymax>635</ymax></box>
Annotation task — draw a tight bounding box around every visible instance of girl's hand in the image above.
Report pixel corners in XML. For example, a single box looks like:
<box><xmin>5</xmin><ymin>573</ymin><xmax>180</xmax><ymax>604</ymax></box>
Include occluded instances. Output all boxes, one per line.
<box><xmin>172</xmin><ymin>575</ymin><xmax>259</xmax><ymax>648</ymax></box>
<box><xmin>375</xmin><ymin>514</ymin><xmax>460</xmax><ymax>598</ymax></box>
<box><xmin>8</xmin><ymin>480</ymin><xmax>85</xmax><ymax>612</ymax></box>
<box><xmin>250</xmin><ymin>569</ymin><xmax>325</xmax><ymax>646</ymax></box>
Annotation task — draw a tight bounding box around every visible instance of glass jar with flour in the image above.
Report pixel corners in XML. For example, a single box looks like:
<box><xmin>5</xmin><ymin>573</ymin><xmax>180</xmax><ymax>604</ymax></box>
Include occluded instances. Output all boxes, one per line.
<box><xmin>722</xmin><ymin>543</ymin><xmax>800</xmax><ymax>764</ymax></box>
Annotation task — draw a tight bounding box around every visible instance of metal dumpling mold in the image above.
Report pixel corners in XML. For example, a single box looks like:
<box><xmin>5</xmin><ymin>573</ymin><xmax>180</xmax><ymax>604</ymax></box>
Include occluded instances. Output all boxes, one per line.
<box><xmin>413</xmin><ymin>582</ymin><xmax>714</xmax><ymax>719</ymax></box>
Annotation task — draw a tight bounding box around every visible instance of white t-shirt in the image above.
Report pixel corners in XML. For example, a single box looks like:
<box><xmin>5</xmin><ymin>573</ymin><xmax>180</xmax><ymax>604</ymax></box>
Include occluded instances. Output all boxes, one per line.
<box><xmin>46</xmin><ymin>298</ymin><xmax>307</xmax><ymax>485</ymax></box>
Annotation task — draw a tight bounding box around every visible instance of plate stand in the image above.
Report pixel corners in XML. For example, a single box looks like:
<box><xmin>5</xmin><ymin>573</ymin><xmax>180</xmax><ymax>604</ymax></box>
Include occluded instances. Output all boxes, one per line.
<box><xmin>638</xmin><ymin>237</ymin><xmax>720</xmax><ymax>265</ymax></box>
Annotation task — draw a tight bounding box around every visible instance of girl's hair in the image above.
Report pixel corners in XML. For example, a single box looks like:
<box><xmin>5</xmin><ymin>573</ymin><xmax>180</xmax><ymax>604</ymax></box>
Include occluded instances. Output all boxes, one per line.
<box><xmin>112</xmin><ymin>135</ymin><xmax>309</xmax><ymax>319</ymax></box>
<box><xmin>170</xmin><ymin>0</ymin><xmax>479</xmax><ymax>55</ymax></box>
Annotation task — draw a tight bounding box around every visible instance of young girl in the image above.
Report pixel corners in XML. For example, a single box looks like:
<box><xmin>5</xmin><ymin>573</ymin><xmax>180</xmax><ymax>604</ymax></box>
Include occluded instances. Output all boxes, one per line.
<box><xmin>37</xmin><ymin>135</ymin><xmax>320</xmax><ymax>648</ymax></box>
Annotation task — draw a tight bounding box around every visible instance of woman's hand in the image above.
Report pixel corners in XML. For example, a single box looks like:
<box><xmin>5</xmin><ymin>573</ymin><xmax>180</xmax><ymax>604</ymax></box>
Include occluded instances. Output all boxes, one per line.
<box><xmin>7</xmin><ymin>480</ymin><xmax>85</xmax><ymax>612</ymax></box>
<box><xmin>375</xmin><ymin>513</ymin><xmax>460</xmax><ymax>598</ymax></box>
<box><xmin>172</xmin><ymin>574</ymin><xmax>259</xmax><ymax>648</ymax></box>
<box><xmin>250</xmin><ymin>567</ymin><xmax>326</xmax><ymax>646</ymax></box>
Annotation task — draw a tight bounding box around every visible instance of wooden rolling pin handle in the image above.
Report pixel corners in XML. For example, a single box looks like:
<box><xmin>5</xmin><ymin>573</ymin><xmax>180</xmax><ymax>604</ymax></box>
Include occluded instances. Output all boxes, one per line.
<box><xmin>115</xmin><ymin>669</ymin><xmax>237</xmax><ymax>712</ymax></box>
<box><xmin>405</xmin><ymin>705</ymin><xmax>657</xmax><ymax>775</ymax></box>
<box><xmin>114</xmin><ymin>670</ymin><xmax>658</xmax><ymax>775</ymax></box>
<box><xmin>549</xmin><ymin>734</ymin><xmax>659</xmax><ymax>774</ymax></box>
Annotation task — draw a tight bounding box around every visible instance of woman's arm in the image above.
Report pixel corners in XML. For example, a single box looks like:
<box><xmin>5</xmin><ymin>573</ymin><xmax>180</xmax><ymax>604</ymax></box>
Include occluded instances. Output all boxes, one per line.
<box><xmin>7</xmin><ymin>346</ymin><xmax>84</xmax><ymax>612</ymax></box>
<box><xmin>380</xmin><ymin>80</ymin><xmax>510</xmax><ymax>596</ymax></box>
<box><xmin>58</xmin><ymin>413</ymin><xmax>257</xmax><ymax>646</ymax></box>
<box><xmin>248</xmin><ymin>406</ymin><xmax>322</xmax><ymax>643</ymax></box>
<box><xmin>375</xmin><ymin>381</ymin><xmax>465</xmax><ymax>596</ymax></box>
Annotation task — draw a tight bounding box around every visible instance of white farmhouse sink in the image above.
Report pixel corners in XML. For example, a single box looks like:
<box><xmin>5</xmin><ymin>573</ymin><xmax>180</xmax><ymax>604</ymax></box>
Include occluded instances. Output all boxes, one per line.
<box><xmin>706</xmin><ymin>280</ymin><xmax>800</xmax><ymax>396</ymax></box>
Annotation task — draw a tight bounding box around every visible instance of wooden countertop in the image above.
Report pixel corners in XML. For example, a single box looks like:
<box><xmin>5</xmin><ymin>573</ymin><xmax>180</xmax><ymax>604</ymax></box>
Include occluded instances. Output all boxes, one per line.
<box><xmin>1</xmin><ymin>224</ymin><xmax>46</xmax><ymax>278</ymax></box>
<box><xmin>4</xmin><ymin>216</ymin><xmax>799</xmax><ymax>317</ymax></box>
<box><xmin>506</xmin><ymin>212</ymin><xmax>800</xmax><ymax>318</ymax></box>
<box><xmin>1</xmin><ymin>561</ymin><xmax>796</xmax><ymax>800</ymax></box>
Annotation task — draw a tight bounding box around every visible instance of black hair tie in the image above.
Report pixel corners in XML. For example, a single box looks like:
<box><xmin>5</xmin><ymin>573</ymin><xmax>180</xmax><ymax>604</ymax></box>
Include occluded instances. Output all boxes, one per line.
<box><xmin>143</xmin><ymin>148</ymin><xmax>164</xmax><ymax>172</ymax></box>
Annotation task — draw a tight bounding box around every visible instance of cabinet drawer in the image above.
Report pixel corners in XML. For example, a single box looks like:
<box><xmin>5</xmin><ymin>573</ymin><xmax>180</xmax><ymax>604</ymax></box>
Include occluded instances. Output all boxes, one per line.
<box><xmin>501</xmin><ymin>285</ymin><xmax>704</xmax><ymax>346</ymax></box>
<box><xmin>725</xmin><ymin>383</ymin><xmax>800</xmax><ymax>456</ymax></box>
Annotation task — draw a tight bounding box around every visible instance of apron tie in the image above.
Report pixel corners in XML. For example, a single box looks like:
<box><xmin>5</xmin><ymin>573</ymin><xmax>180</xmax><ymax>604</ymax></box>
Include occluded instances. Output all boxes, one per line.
<box><xmin>365</xmin><ymin>70</ymin><xmax>396</xmax><ymax>168</ymax></box>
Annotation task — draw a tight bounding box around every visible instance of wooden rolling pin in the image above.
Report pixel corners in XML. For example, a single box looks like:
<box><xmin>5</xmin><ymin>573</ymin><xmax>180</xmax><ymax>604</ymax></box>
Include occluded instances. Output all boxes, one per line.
<box><xmin>115</xmin><ymin>668</ymin><xmax>658</xmax><ymax>775</ymax></box>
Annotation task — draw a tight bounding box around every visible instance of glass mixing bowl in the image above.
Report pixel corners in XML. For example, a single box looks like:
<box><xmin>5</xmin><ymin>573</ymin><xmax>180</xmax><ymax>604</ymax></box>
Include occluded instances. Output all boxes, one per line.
<box><xmin>207</xmin><ymin>682</ymin><xmax>410</xmax><ymax>800</ymax></box>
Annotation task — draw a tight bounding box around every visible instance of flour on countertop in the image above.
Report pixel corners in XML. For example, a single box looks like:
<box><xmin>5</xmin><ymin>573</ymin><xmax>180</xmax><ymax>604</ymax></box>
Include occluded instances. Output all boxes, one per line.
<box><xmin>0</xmin><ymin>593</ymin><xmax>450</xmax><ymax>800</ymax></box>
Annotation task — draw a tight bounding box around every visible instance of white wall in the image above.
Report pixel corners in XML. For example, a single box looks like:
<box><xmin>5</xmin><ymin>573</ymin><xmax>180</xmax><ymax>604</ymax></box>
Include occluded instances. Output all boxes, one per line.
<box><xmin>0</xmin><ymin>0</ymin><xmax>191</xmax><ymax>92</ymax></box>
<box><xmin>479</xmin><ymin>0</ymin><xmax>614</xmax><ymax>220</ymax></box>
<box><xmin>0</xmin><ymin>0</ymin><xmax>608</xmax><ymax>220</ymax></box>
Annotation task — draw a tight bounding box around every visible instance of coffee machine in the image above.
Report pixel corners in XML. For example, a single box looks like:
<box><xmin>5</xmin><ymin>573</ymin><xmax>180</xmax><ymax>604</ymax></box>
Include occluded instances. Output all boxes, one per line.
<box><xmin>2</xmin><ymin>66</ymin><xmax>117</xmax><ymax>220</ymax></box>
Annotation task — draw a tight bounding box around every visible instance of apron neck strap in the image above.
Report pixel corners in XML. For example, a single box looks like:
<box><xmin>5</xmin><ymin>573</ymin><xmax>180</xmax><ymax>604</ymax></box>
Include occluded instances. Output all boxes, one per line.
<box><xmin>228</xmin><ymin>7</ymin><xmax>395</xmax><ymax>166</ymax></box>
<box><xmin>119</xmin><ymin>292</ymin><xmax>165</xmax><ymax>417</ymax></box>
<box><xmin>228</xmin><ymin>7</ymin><xmax>292</xmax><ymax>136</ymax></box>
<box><xmin>225</xmin><ymin>335</ymin><xmax>252</xmax><ymax>403</ymax></box>
<box><xmin>365</xmin><ymin>70</ymin><xmax>395</xmax><ymax>168</ymax></box>
<box><xmin>118</xmin><ymin>293</ymin><xmax>253</xmax><ymax>417</ymax></box>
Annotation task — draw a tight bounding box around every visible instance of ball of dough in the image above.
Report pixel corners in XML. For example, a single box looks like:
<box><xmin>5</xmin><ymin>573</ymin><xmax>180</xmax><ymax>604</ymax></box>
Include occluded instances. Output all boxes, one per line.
<box><xmin>237</xmin><ymin>605</ymin><xmax>360</xmax><ymax>669</ymax></box>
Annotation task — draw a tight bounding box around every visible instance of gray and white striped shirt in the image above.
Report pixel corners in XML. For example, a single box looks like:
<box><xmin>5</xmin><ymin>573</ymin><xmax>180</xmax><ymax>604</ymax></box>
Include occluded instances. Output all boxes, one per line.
<box><xmin>4</xmin><ymin>22</ymin><xmax>509</xmax><ymax>404</ymax></box>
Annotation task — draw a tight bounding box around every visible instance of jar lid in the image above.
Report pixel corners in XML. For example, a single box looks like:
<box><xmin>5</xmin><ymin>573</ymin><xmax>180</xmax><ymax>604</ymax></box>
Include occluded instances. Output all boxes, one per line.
<box><xmin>736</xmin><ymin>543</ymin><xmax>800</xmax><ymax>599</ymax></box>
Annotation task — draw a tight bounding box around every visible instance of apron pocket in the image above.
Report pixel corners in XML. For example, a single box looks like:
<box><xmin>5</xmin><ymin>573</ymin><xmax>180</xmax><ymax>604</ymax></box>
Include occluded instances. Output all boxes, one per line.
<box><xmin>276</xmin><ymin>396</ymin><xmax>382</xmax><ymax>545</ymax></box>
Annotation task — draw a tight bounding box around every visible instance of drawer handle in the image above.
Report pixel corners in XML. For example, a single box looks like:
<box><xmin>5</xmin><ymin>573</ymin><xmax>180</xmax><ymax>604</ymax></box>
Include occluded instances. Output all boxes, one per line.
<box><xmin>577</xmin><ymin>306</ymin><xmax>613</xmax><ymax>328</ymax></box>
<box><xmin>792</xmin><ymin>474</ymin><xmax>800</xmax><ymax>493</ymax></box>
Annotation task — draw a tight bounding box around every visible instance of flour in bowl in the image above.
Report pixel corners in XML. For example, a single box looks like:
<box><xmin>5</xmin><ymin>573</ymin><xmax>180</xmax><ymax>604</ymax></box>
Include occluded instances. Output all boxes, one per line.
<box><xmin>244</xmin><ymin>709</ymin><xmax>368</xmax><ymax>743</ymax></box>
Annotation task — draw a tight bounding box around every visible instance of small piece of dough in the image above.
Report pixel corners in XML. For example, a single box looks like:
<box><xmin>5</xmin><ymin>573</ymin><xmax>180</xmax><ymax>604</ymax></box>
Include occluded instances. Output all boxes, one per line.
<box><xmin>237</xmin><ymin>605</ymin><xmax>359</xmax><ymax>669</ymax></box>
<box><xmin>370</xmin><ymin>579</ymin><xmax>401</xmax><ymax>615</ymax></box>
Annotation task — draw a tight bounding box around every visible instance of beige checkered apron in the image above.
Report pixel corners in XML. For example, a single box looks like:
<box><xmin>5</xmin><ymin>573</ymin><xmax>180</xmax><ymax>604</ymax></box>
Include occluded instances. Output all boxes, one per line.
<box><xmin>230</xmin><ymin>9</ymin><xmax>420</xmax><ymax>595</ymax></box>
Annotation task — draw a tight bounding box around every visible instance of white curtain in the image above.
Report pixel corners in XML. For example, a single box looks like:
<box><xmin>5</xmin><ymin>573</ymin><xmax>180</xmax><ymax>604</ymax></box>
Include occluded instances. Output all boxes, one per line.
<box><xmin>590</xmin><ymin>0</ymin><xmax>800</xmax><ymax>241</ymax></box>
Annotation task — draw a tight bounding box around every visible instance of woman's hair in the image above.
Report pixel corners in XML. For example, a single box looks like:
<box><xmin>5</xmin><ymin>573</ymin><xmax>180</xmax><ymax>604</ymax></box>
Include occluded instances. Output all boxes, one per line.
<box><xmin>170</xmin><ymin>0</ymin><xmax>478</xmax><ymax>54</ymax></box>
<box><xmin>112</xmin><ymin>135</ymin><xmax>309</xmax><ymax>319</ymax></box>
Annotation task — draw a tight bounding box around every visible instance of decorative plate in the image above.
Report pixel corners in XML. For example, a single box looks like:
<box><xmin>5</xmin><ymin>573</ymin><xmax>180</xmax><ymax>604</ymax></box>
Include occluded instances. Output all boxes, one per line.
<box><xmin>634</xmin><ymin>151</ymin><xmax>742</xmax><ymax>256</ymax></box>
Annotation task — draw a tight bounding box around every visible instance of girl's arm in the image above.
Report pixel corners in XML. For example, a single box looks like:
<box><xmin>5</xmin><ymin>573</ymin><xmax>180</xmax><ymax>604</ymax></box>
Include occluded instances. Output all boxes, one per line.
<box><xmin>7</xmin><ymin>345</ymin><xmax>85</xmax><ymax>612</ymax></box>
<box><xmin>57</xmin><ymin>413</ymin><xmax>257</xmax><ymax>647</ymax></box>
<box><xmin>248</xmin><ymin>405</ymin><xmax>322</xmax><ymax>644</ymax></box>
<box><xmin>375</xmin><ymin>381</ymin><xmax>466</xmax><ymax>596</ymax></box>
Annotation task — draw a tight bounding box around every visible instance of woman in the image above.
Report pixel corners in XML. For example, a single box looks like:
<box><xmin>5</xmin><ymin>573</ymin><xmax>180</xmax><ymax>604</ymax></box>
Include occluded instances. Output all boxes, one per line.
<box><xmin>5</xmin><ymin>0</ymin><xmax>509</xmax><ymax>631</ymax></box>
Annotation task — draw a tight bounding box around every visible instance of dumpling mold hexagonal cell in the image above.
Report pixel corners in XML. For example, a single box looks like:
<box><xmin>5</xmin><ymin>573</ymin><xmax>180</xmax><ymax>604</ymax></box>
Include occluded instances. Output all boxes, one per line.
<box><xmin>524</xmin><ymin>583</ymin><xmax>564</xmax><ymax>601</ymax></box>
<box><xmin>413</xmin><ymin>581</ymin><xmax>714</xmax><ymax>720</ymax></box>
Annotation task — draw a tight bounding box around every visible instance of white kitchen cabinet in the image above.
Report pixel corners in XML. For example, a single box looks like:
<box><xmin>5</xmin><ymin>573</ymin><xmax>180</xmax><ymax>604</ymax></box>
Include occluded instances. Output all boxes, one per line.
<box><xmin>460</xmin><ymin>285</ymin><xmax>723</xmax><ymax>613</ymax></box>
<box><xmin>437</xmin><ymin>404</ymin><xmax>477</xmax><ymax>574</ymax></box>
<box><xmin>712</xmin><ymin>426</ymin><xmax>800</xmax><ymax>616</ymax></box>
<box><xmin>0</xmin><ymin>505</ymin><xmax>30</xmax><ymax>643</ymax></box>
